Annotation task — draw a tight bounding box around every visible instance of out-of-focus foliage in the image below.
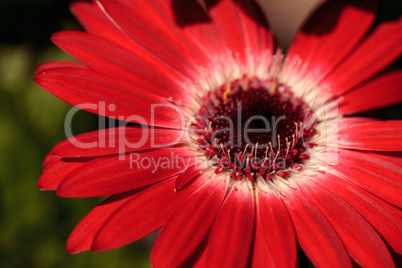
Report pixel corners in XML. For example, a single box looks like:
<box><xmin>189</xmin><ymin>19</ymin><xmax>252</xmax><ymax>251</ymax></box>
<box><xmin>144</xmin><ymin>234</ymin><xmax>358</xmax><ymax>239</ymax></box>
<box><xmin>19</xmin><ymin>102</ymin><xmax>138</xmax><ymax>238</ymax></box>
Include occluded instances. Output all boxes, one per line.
<box><xmin>0</xmin><ymin>0</ymin><xmax>151</xmax><ymax>267</ymax></box>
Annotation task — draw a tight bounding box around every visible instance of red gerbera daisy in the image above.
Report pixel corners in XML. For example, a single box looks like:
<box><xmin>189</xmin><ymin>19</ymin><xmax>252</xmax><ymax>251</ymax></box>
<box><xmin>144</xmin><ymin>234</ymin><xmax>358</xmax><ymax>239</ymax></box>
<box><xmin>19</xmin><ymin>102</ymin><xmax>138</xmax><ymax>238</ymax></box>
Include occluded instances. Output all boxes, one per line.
<box><xmin>34</xmin><ymin>0</ymin><xmax>402</xmax><ymax>267</ymax></box>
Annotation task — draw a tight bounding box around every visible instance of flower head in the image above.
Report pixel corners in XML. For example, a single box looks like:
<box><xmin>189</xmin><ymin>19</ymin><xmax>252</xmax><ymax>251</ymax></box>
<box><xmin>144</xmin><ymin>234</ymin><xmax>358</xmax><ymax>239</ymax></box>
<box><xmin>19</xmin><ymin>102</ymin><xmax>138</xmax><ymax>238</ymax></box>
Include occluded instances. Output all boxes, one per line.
<box><xmin>35</xmin><ymin>0</ymin><xmax>402</xmax><ymax>267</ymax></box>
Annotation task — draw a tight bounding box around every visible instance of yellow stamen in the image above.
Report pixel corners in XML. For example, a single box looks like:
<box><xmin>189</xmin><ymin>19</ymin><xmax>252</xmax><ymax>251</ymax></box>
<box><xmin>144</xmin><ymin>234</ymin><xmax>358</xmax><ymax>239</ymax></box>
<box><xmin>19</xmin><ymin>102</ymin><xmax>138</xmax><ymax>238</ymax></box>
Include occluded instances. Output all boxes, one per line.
<box><xmin>222</xmin><ymin>82</ymin><xmax>231</xmax><ymax>100</ymax></box>
<box><xmin>269</xmin><ymin>81</ymin><xmax>277</xmax><ymax>94</ymax></box>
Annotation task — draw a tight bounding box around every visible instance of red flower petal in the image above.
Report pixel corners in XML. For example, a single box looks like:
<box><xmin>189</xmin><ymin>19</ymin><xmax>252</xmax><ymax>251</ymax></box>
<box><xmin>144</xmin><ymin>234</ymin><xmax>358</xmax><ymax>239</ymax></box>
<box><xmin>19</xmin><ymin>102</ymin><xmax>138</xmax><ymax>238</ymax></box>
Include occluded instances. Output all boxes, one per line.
<box><xmin>321</xmin><ymin>17</ymin><xmax>402</xmax><ymax>96</ymax></box>
<box><xmin>51</xmin><ymin>127</ymin><xmax>184</xmax><ymax>158</ymax></box>
<box><xmin>131</xmin><ymin>0</ymin><xmax>220</xmax><ymax>62</ymax></box>
<box><xmin>151</xmin><ymin>175</ymin><xmax>227</xmax><ymax>268</ymax></box>
<box><xmin>91</xmin><ymin>177</ymin><xmax>181</xmax><ymax>251</ymax></box>
<box><xmin>50</xmin><ymin>30</ymin><xmax>189</xmax><ymax>101</ymax></box>
<box><xmin>70</xmin><ymin>1</ymin><xmax>136</xmax><ymax>53</ymax></box>
<box><xmin>42</xmin><ymin>152</ymin><xmax>61</xmax><ymax>170</ymax></box>
<box><xmin>174</xmin><ymin>164</ymin><xmax>203</xmax><ymax>191</ymax></box>
<box><xmin>252</xmin><ymin>190</ymin><xmax>297</xmax><ymax>267</ymax></box>
<box><xmin>388</xmin><ymin>205</ymin><xmax>402</xmax><ymax>219</ymax></box>
<box><xmin>232</xmin><ymin>0</ymin><xmax>274</xmax><ymax>57</ymax></box>
<box><xmin>38</xmin><ymin>158</ymin><xmax>92</xmax><ymax>190</ymax></box>
<box><xmin>339</xmin><ymin>70</ymin><xmax>402</xmax><ymax>115</ymax></box>
<box><xmin>203</xmin><ymin>186</ymin><xmax>254</xmax><ymax>268</ymax></box>
<box><xmin>34</xmin><ymin>67</ymin><xmax>183</xmax><ymax>129</ymax></box>
<box><xmin>97</xmin><ymin>0</ymin><xmax>209</xmax><ymax>80</ymax></box>
<box><xmin>338</xmin><ymin>117</ymin><xmax>379</xmax><ymax>127</ymax></box>
<box><xmin>338</xmin><ymin>121</ymin><xmax>402</xmax><ymax>151</ymax></box>
<box><xmin>169</xmin><ymin>0</ymin><xmax>273</xmax><ymax>60</ymax></box>
<box><xmin>66</xmin><ymin>190</ymin><xmax>136</xmax><ymax>254</ymax></box>
<box><xmin>204</xmin><ymin>0</ymin><xmax>273</xmax><ymax>63</ymax></box>
<box><xmin>312</xmin><ymin>171</ymin><xmax>402</xmax><ymax>254</ymax></box>
<box><xmin>281</xmin><ymin>186</ymin><xmax>352</xmax><ymax>268</ymax></box>
<box><xmin>299</xmin><ymin>180</ymin><xmax>394</xmax><ymax>267</ymax></box>
<box><xmin>66</xmin><ymin>186</ymin><xmax>147</xmax><ymax>254</ymax></box>
<box><xmin>56</xmin><ymin>148</ymin><xmax>196</xmax><ymax>197</ymax></box>
<box><xmin>366</xmin><ymin>151</ymin><xmax>402</xmax><ymax>169</ymax></box>
<box><xmin>332</xmin><ymin>149</ymin><xmax>402</xmax><ymax>207</ymax></box>
<box><xmin>168</xmin><ymin>0</ymin><xmax>227</xmax><ymax>58</ymax></box>
<box><xmin>286</xmin><ymin>0</ymin><xmax>377</xmax><ymax>80</ymax></box>
<box><xmin>202</xmin><ymin>0</ymin><xmax>247</xmax><ymax>61</ymax></box>
<box><xmin>34</xmin><ymin>61</ymin><xmax>87</xmax><ymax>74</ymax></box>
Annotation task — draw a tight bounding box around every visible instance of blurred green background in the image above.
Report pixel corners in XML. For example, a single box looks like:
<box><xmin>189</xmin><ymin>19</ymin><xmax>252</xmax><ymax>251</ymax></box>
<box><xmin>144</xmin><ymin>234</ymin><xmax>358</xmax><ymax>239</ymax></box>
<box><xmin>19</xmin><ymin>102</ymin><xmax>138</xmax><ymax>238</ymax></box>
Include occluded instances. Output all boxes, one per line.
<box><xmin>0</xmin><ymin>0</ymin><xmax>401</xmax><ymax>267</ymax></box>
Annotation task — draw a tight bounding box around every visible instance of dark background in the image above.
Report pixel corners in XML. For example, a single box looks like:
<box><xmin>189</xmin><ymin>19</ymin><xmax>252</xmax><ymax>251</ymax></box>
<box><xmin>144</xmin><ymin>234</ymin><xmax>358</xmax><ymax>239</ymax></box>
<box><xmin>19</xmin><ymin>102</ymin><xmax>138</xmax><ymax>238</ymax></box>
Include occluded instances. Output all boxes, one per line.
<box><xmin>0</xmin><ymin>0</ymin><xmax>400</xmax><ymax>267</ymax></box>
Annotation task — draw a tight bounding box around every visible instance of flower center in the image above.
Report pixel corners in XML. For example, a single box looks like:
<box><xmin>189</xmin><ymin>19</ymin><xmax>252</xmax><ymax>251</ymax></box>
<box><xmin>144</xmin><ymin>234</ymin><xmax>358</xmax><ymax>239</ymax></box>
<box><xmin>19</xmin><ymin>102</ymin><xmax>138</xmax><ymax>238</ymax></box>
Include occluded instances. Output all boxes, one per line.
<box><xmin>194</xmin><ymin>76</ymin><xmax>318</xmax><ymax>181</ymax></box>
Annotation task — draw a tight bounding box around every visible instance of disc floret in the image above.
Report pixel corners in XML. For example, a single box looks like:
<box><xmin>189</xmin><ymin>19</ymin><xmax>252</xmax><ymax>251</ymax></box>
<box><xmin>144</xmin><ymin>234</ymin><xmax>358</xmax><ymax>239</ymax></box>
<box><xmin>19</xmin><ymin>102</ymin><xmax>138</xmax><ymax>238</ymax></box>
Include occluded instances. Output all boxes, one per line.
<box><xmin>194</xmin><ymin>76</ymin><xmax>317</xmax><ymax>181</ymax></box>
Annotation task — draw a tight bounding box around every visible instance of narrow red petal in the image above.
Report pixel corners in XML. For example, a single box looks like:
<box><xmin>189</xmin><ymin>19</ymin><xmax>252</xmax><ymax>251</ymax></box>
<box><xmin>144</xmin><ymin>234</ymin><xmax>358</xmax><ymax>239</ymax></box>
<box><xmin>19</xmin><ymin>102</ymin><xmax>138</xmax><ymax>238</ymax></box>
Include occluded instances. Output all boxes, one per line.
<box><xmin>339</xmin><ymin>70</ymin><xmax>402</xmax><ymax>115</ymax></box>
<box><xmin>338</xmin><ymin>117</ymin><xmax>379</xmax><ymax>127</ymax></box>
<box><xmin>205</xmin><ymin>0</ymin><xmax>273</xmax><ymax>63</ymax></box>
<box><xmin>151</xmin><ymin>174</ymin><xmax>227</xmax><ymax>268</ymax></box>
<box><xmin>51</xmin><ymin>127</ymin><xmax>184</xmax><ymax>158</ymax></box>
<box><xmin>281</xmin><ymin>186</ymin><xmax>352</xmax><ymax>268</ymax></box>
<box><xmin>299</xmin><ymin>181</ymin><xmax>394</xmax><ymax>267</ymax></box>
<box><xmin>34</xmin><ymin>61</ymin><xmax>87</xmax><ymax>74</ymax></box>
<box><xmin>233</xmin><ymin>0</ymin><xmax>274</xmax><ymax>57</ymax></box>
<box><xmin>168</xmin><ymin>0</ymin><xmax>226</xmax><ymax>58</ymax></box>
<box><xmin>132</xmin><ymin>0</ymin><xmax>218</xmax><ymax>64</ymax></box>
<box><xmin>70</xmin><ymin>1</ymin><xmax>137</xmax><ymax>53</ymax></box>
<box><xmin>134</xmin><ymin>0</ymin><xmax>219</xmax><ymax>62</ymax></box>
<box><xmin>332</xmin><ymin>149</ymin><xmax>402</xmax><ymax>207</ymax></box>
<box><xmin>34</xmin><ymin>67</ymin><xmax>183</xmax><ymax>129</ymax></box>
<box><xmin>252</xmin><ymin>189</ymin><xmax>297</xmax><ymax>267</ymax></box>
<box><xmin>312</xmin><ymin>172</ymin><xmax>402</xmax><ymax>254</ymax></box>
<box><xmin>56</xmin><ymin>148</ymin><xmax>195</xmax><ymax>197</ymax></box>
<box><xmin>338</xmin><ymin>121</ymin><xmax>402</xmax><ymax>151</ymax></box>
<box><xmin>71</xmin><ymin>1</ymin><xmax>212</xmax><ymax>99</ymax></box>
<box><xmin>91</xmin><ymin>178</ymin><xmax>180</xmax><ymax>251</ymax></box>
<box><xmin>252</xmin><ymin>217</ymin><xmax>275</xmax><ymax>268</ymax></box>
<box><xmin>66</xmin><ymin>189</ymin><xmax>141</xmax><ymax>254</ymax></box>
<box><xmin>388</xmin><ymin>205</ymin><xmax>402</xmax><ymax>219</ymax></box>
<box><xmin>97</xmin><ymin>0</ymin><xmax>206</xmax><ymax>80</ymax></box>
<box><xmin>321</xmin><ymin>17</ymin><xmax>402</xmax><ymax>96</ymax></box>
<box><xmin>174</xmin><ymin>165</ymin><xmax>203</xmax><ymax>191</ymax></box>
<box><xmin>168</xmin><ymin>0</ymin><xmax>274</xmax><ymax>61</ymax></box>
<box><xmin>206</xmin><ymin>0</ymin><xmax>246</xmax><ymax>61</ymax></box>
<box><xmin>286</xmin><ymin>0</ymin><xmax>377</xmax><ymax>80</ymax></box>
<box><xmin>204</xmin><ymin>186</ymin><xmax>255</xmax><ymax>268</ymax></box>
<box><xmin>38</xmin><ymin>158</ymin><xmax>92</xmax><ymax>190</ymax></box>
<box><xmin>50</xmin><ymin>31</ymin><xmax>189</xmax><ymax>100</ymax></box>
<box><xmin>67</xmin><ymin>175</ymin><xmax>204</xmax><ymax>255</ymax></box>
<box><xmin>365</xmin><ymin>151</ymin><xmax>402</xmax><ymax>168</ymax></box>
<box><xmin>42</xmin><ymin>152</ymin><xmax>61</xmax><ymax>170</ymax></box>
